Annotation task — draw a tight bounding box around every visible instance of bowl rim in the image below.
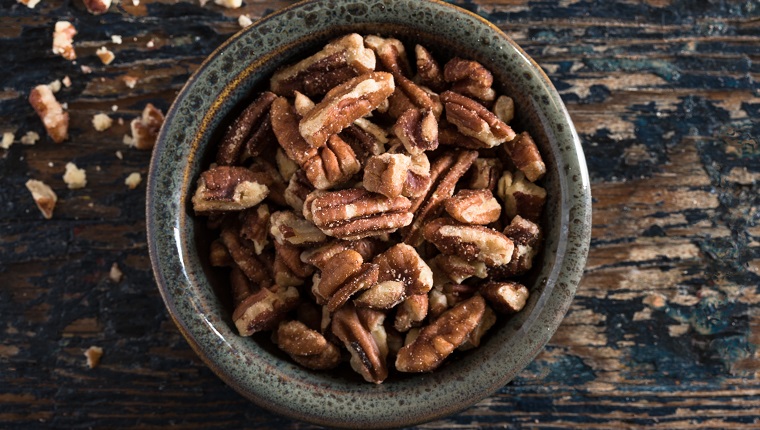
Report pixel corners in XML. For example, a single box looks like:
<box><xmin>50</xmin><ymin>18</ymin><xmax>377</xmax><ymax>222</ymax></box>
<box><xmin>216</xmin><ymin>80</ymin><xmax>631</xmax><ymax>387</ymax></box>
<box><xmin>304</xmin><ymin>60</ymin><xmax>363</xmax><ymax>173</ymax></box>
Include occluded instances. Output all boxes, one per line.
<box><xmin>147</xmin><ymin>0</ymin><xmax>592</xmax><ymax>427</ymax></box>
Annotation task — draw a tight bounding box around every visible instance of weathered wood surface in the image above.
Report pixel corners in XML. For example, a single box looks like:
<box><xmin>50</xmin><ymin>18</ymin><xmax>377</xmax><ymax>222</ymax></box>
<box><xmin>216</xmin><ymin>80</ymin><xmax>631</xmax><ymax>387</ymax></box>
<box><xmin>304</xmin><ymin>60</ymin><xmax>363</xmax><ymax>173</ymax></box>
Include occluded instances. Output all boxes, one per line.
<box><xmin>2</xmin><ymin>0</ymin><xmax>759</xmax><ymax>428</ymax></box>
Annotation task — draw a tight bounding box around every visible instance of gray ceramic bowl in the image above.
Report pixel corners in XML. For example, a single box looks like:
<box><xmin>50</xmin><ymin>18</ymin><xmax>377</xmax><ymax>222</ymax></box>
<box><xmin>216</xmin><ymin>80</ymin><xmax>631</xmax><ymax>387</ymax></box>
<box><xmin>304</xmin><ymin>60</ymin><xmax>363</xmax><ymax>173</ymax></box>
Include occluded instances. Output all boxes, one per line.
<box><xmin>147</xmin><ymin>0</ymin><xmax>592</xmax><ymax>427</ymax></box>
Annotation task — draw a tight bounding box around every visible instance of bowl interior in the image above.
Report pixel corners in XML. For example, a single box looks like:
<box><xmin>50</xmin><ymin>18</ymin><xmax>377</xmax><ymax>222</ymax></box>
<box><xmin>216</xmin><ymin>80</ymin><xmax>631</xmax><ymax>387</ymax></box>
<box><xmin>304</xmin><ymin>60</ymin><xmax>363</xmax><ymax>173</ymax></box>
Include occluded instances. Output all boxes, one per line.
<box><xmin>147</xmin><ymin>0</ymin><xmax>591</xmax><ymax>427</ymax></box>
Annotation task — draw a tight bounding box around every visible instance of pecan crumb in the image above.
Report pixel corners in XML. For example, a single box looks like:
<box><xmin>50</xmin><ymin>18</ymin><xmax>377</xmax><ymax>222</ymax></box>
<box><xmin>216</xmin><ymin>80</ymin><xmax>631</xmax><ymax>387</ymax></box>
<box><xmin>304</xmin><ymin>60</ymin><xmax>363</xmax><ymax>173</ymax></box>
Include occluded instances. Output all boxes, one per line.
<box><xmin>1</xmin><ymin>132</ymin><xmax>14</xmax><ymax>149</ymax></box>
<box><xmin>52</xmin><ymin>21</ymin><xmax>77</xmax><ymax>61</ymax></box>
<box><xmin>63</xmin><ymin>162</ymin><xmax>87</xmax><ymax>189</ymax></box>
<box><xmin>109</xmin><ymin>262</ymin><xmax>123</xmax><ymax>283</ymax></box>
<box><xmin>96</xmin><ymin>46</ymin><xmax>115</xmax><ymax>65</ymax></box>
<box><xmin>29</xmin><ymin>84</ymin><xmax>69</xmax><ymax>143</ymax></box>
<box><xmin>124</xmin><ymin>172</ymin><xmax>142</xmax><ymax>189</ymax></box>
<box><xmin>83</xmin><ymin>0</ymin><xmax>112</xmax><ymax>15</ymax></box>
<box><xmin>92</xmin><ymin>113</ymin><xmax>113</xmax><ymax>131</ymax></box>
<box><xmin>25</xmin><ymin>180</ymin><xmax>58</xmax><ymax>219</ymax></box>
<box><xmin>129</xmin><ymin>103</ymin><xmax>164</xmax><ymax>150</ymax></box>
<box><xmin>84</xmin><ymin>346</ymin><xmax>104</xmax><ymax>369</ymax></box>
<box><xmin>20</xmin><ymin>131</ymin><xmax>40</xmax><ymax>145</ymax></box>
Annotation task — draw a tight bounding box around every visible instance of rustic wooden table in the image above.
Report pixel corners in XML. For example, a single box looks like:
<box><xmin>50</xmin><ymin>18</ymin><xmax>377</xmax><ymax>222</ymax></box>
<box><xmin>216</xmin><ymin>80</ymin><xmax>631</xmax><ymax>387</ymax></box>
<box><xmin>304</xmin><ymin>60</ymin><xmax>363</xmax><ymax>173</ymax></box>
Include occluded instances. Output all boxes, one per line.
<box><xmin>2</xmin><ymin>0</ymin><xmax>759</xmax><ymax>428</ymax></box>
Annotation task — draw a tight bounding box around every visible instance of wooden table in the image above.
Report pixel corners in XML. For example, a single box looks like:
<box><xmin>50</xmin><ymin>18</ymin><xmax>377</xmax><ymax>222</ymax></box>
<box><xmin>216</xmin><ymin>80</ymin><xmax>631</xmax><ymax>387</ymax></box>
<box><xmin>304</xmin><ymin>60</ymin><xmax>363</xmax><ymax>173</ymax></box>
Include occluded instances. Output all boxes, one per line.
<box><xmin>2</xmin><ymin>0</ymin><xmax>759</xmax><ymax>427</ymax></box>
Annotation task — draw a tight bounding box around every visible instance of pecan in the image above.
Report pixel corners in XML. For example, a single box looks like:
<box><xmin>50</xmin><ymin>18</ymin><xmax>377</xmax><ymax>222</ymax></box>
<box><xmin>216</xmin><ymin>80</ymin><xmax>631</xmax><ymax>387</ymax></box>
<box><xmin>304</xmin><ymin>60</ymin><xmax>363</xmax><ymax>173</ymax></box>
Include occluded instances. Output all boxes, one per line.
<box><xmin>431</xmin><ymin>254</ymin><xmax>487</xmax><ymax>284</ymax></box>
<box><xmin>442</xmin><ymin>283</ymin><xmax>480</xmax><ymax>307</ymax></box>
<box><xmin>444</xmin><ymin>189</ymin><xmax>501</xmax><ymax>225</ymax></box>
<box><xmin>270</xmin><ymin>34</ymin><xmax>376</xmax><ymax>97</ymax></box>
<box><xmin>230</xmin><ymin>266</ymin><xmax>253</xmax><ymax>306</ymax></box>
<box><xmin>248</xmin><ymin>160</ymin><xmax>287</xmax><ymax>207</ymax></box>
<box><xmin>331</xmin><ymin>303</ymin><xmax>388</xmax><ymax>384</ymax></box>
<box><xmin>303</xmin><ymin>134</ymin><xmax>361</xmax><ymax>190</ymax></box>
<box><xmin>216</xmin><ymin>91</ymin><xmax>277</xmax><ymax>166</ymax></box>
<box><xmin>25</xmin><ymin>179</ymin><xmax>57</xmax><ymax>219</ymax></box>
<box><xmin>192</xmin><ymin>166</ymin><xmax>269</xmax><ymax>214</ymax></box>
<box><xmin>459</xmin><ymin>304</ymin><xmax>496</xmax><ymax>350</ymax></box>
<box><xmin>311</xmin><ymin>249</ymin><xmax>379</xmax><ymax>312</ymax></box>
<box><xmin>468</xmin><ymin>158</ymin><xmax>503</xmax><ymax>191</ymax></box>
<box><xmin>438</xmin><ymin>119</ymin><xmax>489</xmax><ymax>150</ymax></box>
<box><xmin>52</xmin><ymin>21</ymin><xmax>77</xmax><ymax>60</ymax></box>
<box><xmin>233</xmin><ymin>284</ymin><xmax>300</xmax><ymax>336</ymax></box>
<box><xmin>496</xmin><ymin>171</ymin><xmax>546</xmax><ymax>222</ymax></box>
<box><xmin>492</xmin><ymin>215</ymin><xmax>542</xmax><ymax>278</ymax></box>
<box><xmin>299</xmin><ymin>72</ymin><xmax>395</xmax><ymax>148</ymax></box>
<box><xmin>353</xmin><ymin>280</ymin><xmax>405</xmax><ymax>310</ymax></box>
<box><xmin>274</xmin><ymin>320</ymin><xmax>341</xmax><ymax>370</ymax></box>
<box><xmin>269</xmin><ymin>210</ymin><xmax>326</xmax><ymax>247</ymax></box>
<box><xmin>300</xmin><ymin>238</ymin><xmax>380</xmax><ymax>270</ymax></box>
<box><xmin>284</xmin><ymin>170</ymin><xmax>313</xmax><ymax>213</ymax></box>
<box><xmin>272</xmin><ymin>97</ymin><xmax>361</xmax><ymax>189</ymax></box>
<box><xmin>427</xmin><ymin>288</ymin><xmax>449</xmax><ymax>321</ymax></box>
<box><xmin>373</xmin><ymin>243</ymin><xmax>433</xmax><ymax>295</ymax></box>
<box><xmin>303</xmin><ymin>188</ymin><xmax>413</xmax><ymax>240</ymax></box>
<box><xmin>220</xmin><ymin>226</ymin><xmax>273</xmax><ymax>287</ymax></box>
<box><xmin>503</xmin><ymin>131</ymin><xmax>546</xmax><ymax>182</ymax></box>
<box><xmin>274</xmin><ymin>240</ymin><xmax>314</xmax><ymax>287</ymax></box>
<box><xmin>293</xmin><ymin>91</ymin><xmax>316</xmax><ymax>117</ymax></box>
<box><xmin>364</xmin><ymin>35</ymin><xmax>412</xmax><ymax>78</ymax></box>
<box><xmin>403</xmin><ymin>150</ymin><xmax>478</xmax><ymax>246</ymax></box>
<box><xmin>83</xmin><ymin>0</ymin><xmax>111</xmax><ymax>14</ymax></box>
<box><xmin>363</xmin><ymin>153</ymin><xmax>411</xmax><ymax>198</ymax></box>
<box><xmin>130</xmin><ymin>103</ymin><xmax>165</xmax><ymax>151</ymax></box>
<box><xmin>443</xmin><ymin>57</ymin><xmax>496</xmax><ymax>103</ymax></box>
<box><xmin>393</xmin><ymin>108</ymin><xmax>439</xmax><ymax>155</ymax></box>
<box><xmin>395</xmin><ymin>295</ymin><xmax>485</xmax><ymax>372</ymax></box>
<box><xmin>423</xmin><ymin>217</ymin><xmax>514</xmax><ymax>267</ymax></box>
<box><xmin>404</xmin><ymin>151</ymin><xmax>432</xmax><ymax>198</ymax></box>
<box><xmin>492</xmin><ymin>95</ymin><xmax>514</xmax><ymax>124</ymax></box>
<box><xmin>29</xmin><ymin>85</ymin><xmax>69</xmax><ymax>144</ymax></box>
<box><xmin>209</xmin><ymin>239</ymin><xmax>233</xmax><ymax>267</ymax></box>
<box><xmin>480</xmin><ymin>281</ymin><xmax>529</xmax><ymax>314</ymax></box>
<box><xmin>441</xmin><ymin>91</ymin><xmax>515</xmax><ymax>148</ymax></box>
<box><xmin>275</xmin><ymin>147</ymin><xmax>299</xmax><ymax>182</ymax></box>
<box><xmin>394</xmin><ymin>293</ymin><xmax>429</xmax><ymax>332</ymax></box>
<box><xmin>339</xmin><ymin>120</ymin><xmax>387</xmax><ymax>163</ymax></box>
<box><xmin>414</xmin><ymin>44</ymin><xmax>446</xmax><ymax>93</ymax></box>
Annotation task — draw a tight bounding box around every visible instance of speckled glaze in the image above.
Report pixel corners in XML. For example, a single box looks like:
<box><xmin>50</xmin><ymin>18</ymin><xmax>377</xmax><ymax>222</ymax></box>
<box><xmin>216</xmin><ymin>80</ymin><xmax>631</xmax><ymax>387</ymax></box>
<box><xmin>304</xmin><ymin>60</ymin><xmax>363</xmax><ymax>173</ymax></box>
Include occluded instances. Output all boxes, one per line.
<box><xmin>146</xmin><ymin>0</ymin><xmax>592</xmax><ymax>427</ymax></box>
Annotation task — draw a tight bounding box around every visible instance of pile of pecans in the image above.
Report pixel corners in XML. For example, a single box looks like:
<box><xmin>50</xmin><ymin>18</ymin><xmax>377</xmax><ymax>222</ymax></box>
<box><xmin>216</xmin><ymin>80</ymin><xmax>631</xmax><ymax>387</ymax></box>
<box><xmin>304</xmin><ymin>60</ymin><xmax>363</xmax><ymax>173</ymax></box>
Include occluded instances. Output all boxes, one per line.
<box><xmin>191</xmin><ymin>33</ymin><xmax>547</xmax><ymax>383</ymax></box>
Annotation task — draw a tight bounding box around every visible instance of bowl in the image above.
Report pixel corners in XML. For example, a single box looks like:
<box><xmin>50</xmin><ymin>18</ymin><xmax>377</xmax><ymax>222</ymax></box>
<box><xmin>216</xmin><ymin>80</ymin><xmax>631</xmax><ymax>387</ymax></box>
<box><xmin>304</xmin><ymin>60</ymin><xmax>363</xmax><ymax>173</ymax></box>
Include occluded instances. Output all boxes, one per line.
<box><xmin>146</xmin><ymin>0</ymin><xmax>592</xmax><ymax>427</ymax></box>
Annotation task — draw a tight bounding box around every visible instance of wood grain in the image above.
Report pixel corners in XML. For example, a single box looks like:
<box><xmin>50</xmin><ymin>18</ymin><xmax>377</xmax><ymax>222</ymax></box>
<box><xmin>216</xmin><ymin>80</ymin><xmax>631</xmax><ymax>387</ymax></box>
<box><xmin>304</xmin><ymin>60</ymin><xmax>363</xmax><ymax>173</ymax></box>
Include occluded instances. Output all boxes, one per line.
<box><xmin>1</xmin><ymin>0</ymin><xmax>759</xmax><ymax>428</ymax></box>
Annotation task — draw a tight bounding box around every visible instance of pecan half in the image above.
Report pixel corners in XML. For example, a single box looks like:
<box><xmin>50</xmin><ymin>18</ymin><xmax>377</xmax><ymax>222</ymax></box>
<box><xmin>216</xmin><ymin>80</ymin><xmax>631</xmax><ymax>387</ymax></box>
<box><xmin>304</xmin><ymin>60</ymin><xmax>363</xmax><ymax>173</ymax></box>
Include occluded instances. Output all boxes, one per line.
<box><xmin>496</xmin><ymin>171</ymin><xmax>546</xmax><ymax>222</ymax></box>
<box><xmin>444</xmin><ymin>189</ymin><xmax>501</xmax><ymax>225</ymax></box>
<box><xmin>441</xmin><ymin>91</ymin><xmax>515</xmax><ymax>148</ymax></box>
<box><xmin>239</xmin><ymin>204</ymin><xmax>270</xmax><ymax>255</ymax></box>
<box><xmin>271</xmin><ymin>97</ymin><xmax>318</xmax><ymax>166</ymax></box>
<box><xmin>303</xmin><ymin>188</ymin><xmax>413</xmax><ymax>240</ymax></box>
<box><xmin>233</xmin><ymin>284</ymin><xmax>300</xmax><ymax>336</ymax></box>
<box><xmin>373</xmin><ymin>243</ymin><xmax>433</xmax><ymax>295</ymax></box>
<box><xmin>403</xmin><ymin>150</ymin><xmax>478</xmax><ymax>246</ymax></box>
<box><xmin>311</xmin><ymin>249</ymin><xmax>379</xmax><ymax>312</ymax></box>
<box><xmin>340</xmin><ymin>120</ymin><xmax>387</xmax><ymax>163</ymax></box>
<box><xmin>270</xmin><ymin>33</ymin><xmax>376</xmax><ymax>97</ymax></box>
<box><xmin>269</xmin><ymin>210</ymin><xmax>326</xmax><ymax>247</ymax></box>
<box><xmin>331</xmin><ymin>302</ymin><xmax>389</xmax><ymax>384</ymax></box>
<box><xmin>299</xmin><ymin>71</ymin><xmax>395</xmax><ymax>148</ymax></box>
<box><xmin>438</xmin><ymin>119</ymin><xmax>489</xmax><ymax>150</ymax></box>
<box><xmin>29</xmin><ymin>85</ymin><xmax>69</xmax><ymax>144</ymax></box>
<box><xmin>393</xmin><ymin>108</ymin><xmax>439</xmax><ymax>155</ymax></box>
<box><xmin>414</xmin><ymin>44</ymin><xmax>446</xmax><ymax>93</ymax></box>
<box><xmin>300</xmin><ymin>239</ymin><xmax>380</xmax><ymax>270</ymax></box>
<box><xmin>363</xmin><ymin>153</ymin><xmax>412</xmax><ymax>198</ymax></box>
<box><xmin>394</xmin><ymin>293</ymin><xmax>429</xmax><ymax>332</ymax></box>
<box><xmin>480</xmin><ymin>281</ymin><xmax>529</xmax><ymax>314</ymax></box>
<box><xmin>395</xmin><ymin>295</ymin><xmax>485</xmax><ymax>372</ymax></box>
<box><xmin>220</xmin><ymin>225</ymin><xmax>273</xmax><ymax>287</ymax></box>
<box><xmin>274</xmin><ymin>240</ymin><xmax>314</xmax><ymax>287</ymax></box>
<box><xmin>192</xmin><ymin>166</ymin><xmax>269</xmax><ymax>213</ymax></box>
<box><xmin>423</xmin><ymin>217</ymin><xmax>514</xmax><ymax>267</ymax></box>
<box><xmin>274</xmin><ymin>320</ymin><xmax>341</xmax><ymax>370</ymax></box>
<box><xmin>431</xmin><ymin>254</ymin><xmax>487</xmax><ymax>284</ymax></box>
<box><xmin>492</xmin><ymin>95</ymin><xmax>514</xmax><ymax>124</ymax></box>
<box><xmin>468</xmin><ymin>158</ymin><xmax>503</xmax><ymax>191</ymax></box>
<box><xmin>443</xmin><ymin>57</ymin><xmax>496</xmax><ymax>103</ymax></box>
<box><xmin>364</xmin><ymin>35</ymin><xmax>412</xmax><ymax>78</ymax></box>
<box><xmin>492</xmin><ymin>215</ymin><xmax>542</xmax><ymax>278</ymax></box>
<box><xmin>216</xmin><ymin>91</ymin><xmax>277</xmax><ymax>165</ymax></box>
<box><xmin>303</xmin><ymin>134</ymin><xmax>361</xmax><ymax>190</ymax></box>
<box><xmin>503</xmin><ymin>131</ymin><xmax>546</xmax><ymax>182</ymax></box>
<box><xmin>353</xmin><ymin>280</ymin><xmax>406</xmax><ymax>310</ymax></box>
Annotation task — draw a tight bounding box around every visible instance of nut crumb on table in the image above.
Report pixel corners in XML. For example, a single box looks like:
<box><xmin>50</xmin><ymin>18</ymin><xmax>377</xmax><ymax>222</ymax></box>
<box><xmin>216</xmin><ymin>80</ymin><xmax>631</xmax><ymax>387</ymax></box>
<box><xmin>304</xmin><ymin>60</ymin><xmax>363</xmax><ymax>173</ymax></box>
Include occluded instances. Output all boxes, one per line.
<box><xmin>52</xmin><ymin>21</ymin><xmax>77</xmax><ymax>61</ymax></box>
<box><xmin>63</xmin><ymin>162</ymin><xmax>87</xmax><ymax>189</ymax></box>
<box><xmin>25</xmin><ymin>180</ymin><xmax>57</xmax><ymax>219</ymax></box>
<box><xmin>84</xmin><ymin>346</ymin><xmax>103</xmax><ymax>368</ymax></box>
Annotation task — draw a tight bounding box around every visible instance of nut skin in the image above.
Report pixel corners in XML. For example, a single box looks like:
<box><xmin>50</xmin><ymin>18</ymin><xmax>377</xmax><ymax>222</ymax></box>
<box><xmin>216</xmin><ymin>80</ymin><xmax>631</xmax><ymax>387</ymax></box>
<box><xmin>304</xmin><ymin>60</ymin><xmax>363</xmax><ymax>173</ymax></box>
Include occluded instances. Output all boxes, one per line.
<box><xmin>440</xmin><ymin>91</ymin><xmax>515</xmax><ymax>148</ymax></box>
<box><xmin>331</xmin><ymin>302</ymin><xmax>389</xmax><ymax>384</ymax></box>
<box><xmin>299</xmin><ymin>71</ymin><xmax>395</xmax><ymax>149</ymax></box>
<box><xmin>395</xmin><ymin>295</ymin><xmax>486</xmax><ymax>372</ymax></box>
<box><xmin>303</xmin><ymin>188</ymin><xmax>413</xmax><ymax>240</ymax></box>
<box><xmin>444</xmin><ymin>189</ymin><xmax>501</xmax><ymax>225</ymax></box>
<box><xmin>423</xmin><ymin>217</ymin><xmax>514</xmax><ymax>267</ymax></box>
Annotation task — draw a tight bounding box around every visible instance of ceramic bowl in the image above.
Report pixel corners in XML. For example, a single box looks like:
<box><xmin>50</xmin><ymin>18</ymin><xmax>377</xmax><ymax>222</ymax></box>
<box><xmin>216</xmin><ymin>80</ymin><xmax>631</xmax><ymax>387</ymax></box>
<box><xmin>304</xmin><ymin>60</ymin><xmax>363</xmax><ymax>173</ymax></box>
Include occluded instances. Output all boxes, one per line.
<box><xmin>147</xmin><ymin>0</ymin><xmax>592</xmax><ymax>427</ymax></box>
